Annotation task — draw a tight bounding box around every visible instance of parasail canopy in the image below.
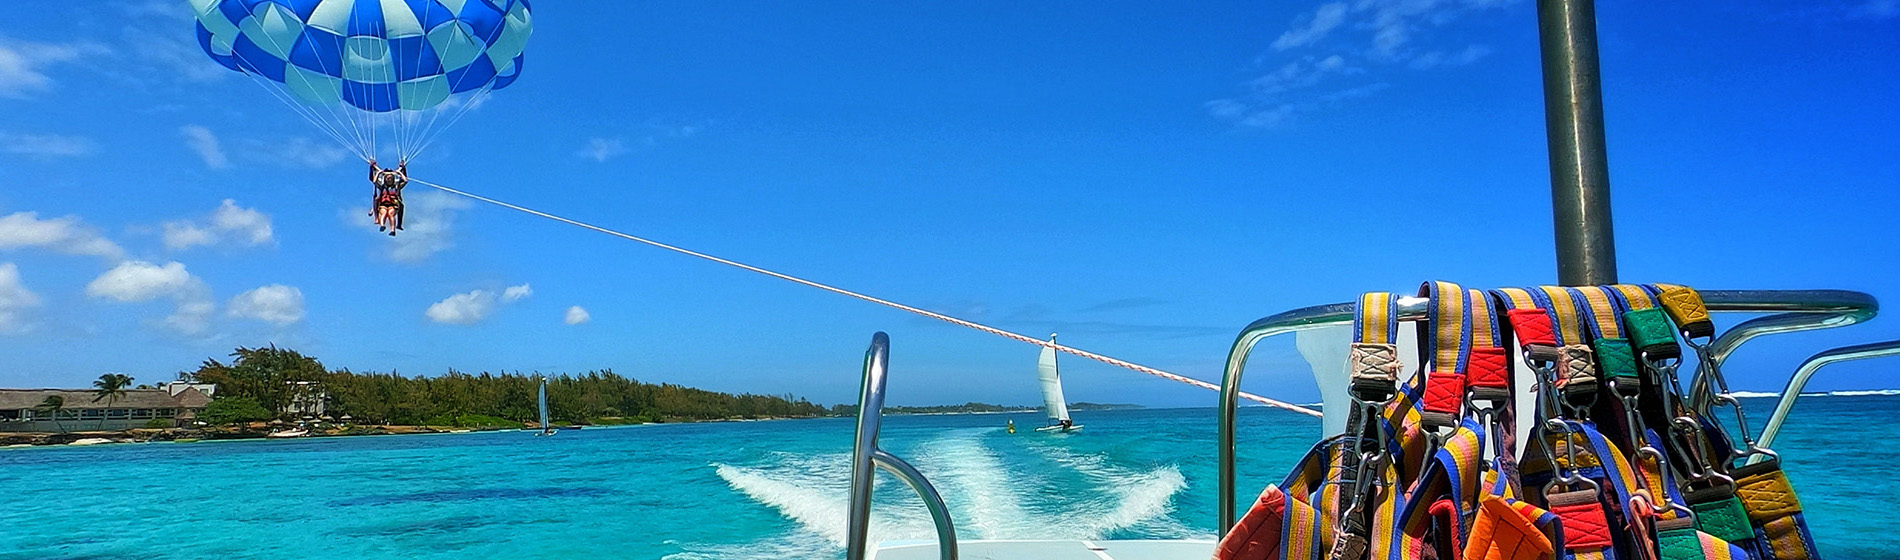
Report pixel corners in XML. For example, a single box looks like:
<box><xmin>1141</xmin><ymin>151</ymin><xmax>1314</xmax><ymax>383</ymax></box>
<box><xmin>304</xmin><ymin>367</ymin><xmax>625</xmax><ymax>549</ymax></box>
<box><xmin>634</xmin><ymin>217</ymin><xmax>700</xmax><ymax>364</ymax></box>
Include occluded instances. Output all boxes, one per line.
<box><xmin>189</xmin><ymin>0</ymin><xmax>534</xmax><ymax>162</ymax></box>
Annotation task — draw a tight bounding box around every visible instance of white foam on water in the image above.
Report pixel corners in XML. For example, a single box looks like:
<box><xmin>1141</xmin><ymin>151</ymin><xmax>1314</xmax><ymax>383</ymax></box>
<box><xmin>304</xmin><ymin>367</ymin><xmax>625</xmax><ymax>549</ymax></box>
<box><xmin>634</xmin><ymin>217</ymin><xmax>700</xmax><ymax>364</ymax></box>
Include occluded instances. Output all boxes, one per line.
<box><xmin>909</xmin><ymin>431</ymin><xmax>1034</xmax><ymax>539</ymax></box>
<box><xmin>1827</xmin><ymin>389</ymin><xmax>1900</xmax><ymax>397</ymax></box>
<box><xmin>1729</xmin><ymin>391</ymin><xmax>1781</xmax><ymax>398</ymax></box>
<box><xmin>702</xmin><ymin>431</ymin><xmax>1202</xmax><ymax>558</ymax></box>
<box><xmin>710</xmin><ymin>452</ymin><xmax>932</xmax><ymax>549</ymax></box>
<box><xmin>1025</xmin><ymin>441</ymin><xmax>1202</xmax><ymax>539</ymax></box>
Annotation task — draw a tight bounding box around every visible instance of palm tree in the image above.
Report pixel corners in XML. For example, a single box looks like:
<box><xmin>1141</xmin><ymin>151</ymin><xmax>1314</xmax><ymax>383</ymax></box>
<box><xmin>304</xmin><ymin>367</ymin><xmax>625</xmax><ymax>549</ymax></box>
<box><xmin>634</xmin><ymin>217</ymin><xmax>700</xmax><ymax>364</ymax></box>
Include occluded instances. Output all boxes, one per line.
<box><xmin>92</xmin><ymin>373</ymin><xmax>133</xmax><ymax>430</ymax></box>
<box><xmin>36</xmin><ymin>396</ymin><xmax>65</xmax><ymax>433</ymax></box>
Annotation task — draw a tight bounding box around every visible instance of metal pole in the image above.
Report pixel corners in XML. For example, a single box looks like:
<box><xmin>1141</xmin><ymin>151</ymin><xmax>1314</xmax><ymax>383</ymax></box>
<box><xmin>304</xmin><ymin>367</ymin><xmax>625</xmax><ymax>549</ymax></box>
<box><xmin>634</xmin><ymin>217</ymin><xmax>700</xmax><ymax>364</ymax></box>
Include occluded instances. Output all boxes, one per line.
<box><xmin>1537</xmin><ymin>0</ymin><xmax>1618</xmax><ymax>285</ymax></box>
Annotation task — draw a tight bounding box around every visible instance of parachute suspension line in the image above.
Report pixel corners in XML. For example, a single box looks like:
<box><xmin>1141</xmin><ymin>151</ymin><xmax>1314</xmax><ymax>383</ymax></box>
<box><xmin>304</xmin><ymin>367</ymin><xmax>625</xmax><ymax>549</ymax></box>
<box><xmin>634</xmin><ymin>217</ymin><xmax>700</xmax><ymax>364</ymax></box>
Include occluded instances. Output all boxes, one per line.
<box><xmin>412</xmin><ymin>178</ymin><xmax>1323</xmax><ymax>418</ymax></box>
<box><xmin>239</xmin><ymin>28</ymin><xmax>372</xmax><ymax>161</ymax></box>
<box><xmin>235</xmin><ymin>69</ymin><xmax>368</xmax><ymax>162</ymax></box>
<box><xmin>410</xmin><ymin>80</ymin><xmax>498</xmax><ymax>160</ymax></box>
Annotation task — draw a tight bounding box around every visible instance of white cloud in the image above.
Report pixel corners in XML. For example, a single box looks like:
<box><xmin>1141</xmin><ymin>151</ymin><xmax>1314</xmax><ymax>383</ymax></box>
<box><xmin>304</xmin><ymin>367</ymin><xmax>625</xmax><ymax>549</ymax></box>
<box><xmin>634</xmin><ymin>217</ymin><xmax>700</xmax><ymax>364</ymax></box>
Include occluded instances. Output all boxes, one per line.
<box><xmin>1408</xmin><ymin>45</ymin><xmax>1492</xmax><ymax>70</ymax></box>
<box><xmin>365</xmin><ymin>190</ymin><xmax>469</xmax><ymax>262</ymax></box>
<box><xmin>1273</xmin><ymin>2</ymin><xmax>1349</xmax><ymax>51</ymax></box>
<box><xmin>165</xmin><ymin>299</ymin><xmax>215</xmax><ymax>336</ymax></box>
<box><xmin>163</xmin><ymin>199</ymin><xmax>273</xmax><ymax>250</ymax></box>
<box><xmin>426</xmin><ymin>283</ymin><xmax>533</xmax><ymax>325</ymax></box>
<box><xmin>426</xmin><ymin>290</ymin><xmax>497</xmax><ymax>325</ymax></box>
<box><xmin>272</xmin><ymin>137</ymin><xmax>351</xmax><ymax>169</ymax></box>
<box><xmin>564</xmin><ymin>306</ymin><xmax>591</xmax><ymax>325</ymax></box>
<box><xmin>0</xmin><ymin>263</ymin><xmax>40</xmax><ymax>334</ymax></box>
<box><xmin>0</xmin><ymin>38</ymin><xmax>106</xmax><ymax>98</ymax></box>
<box><xmin>0</xmin><ymin>132</ymin><xmax>95</xmax><ymax>159</ymax></box>
<box><xmin>503</xmin><ymin>283</ymin><xmax>532</xmax><ymax>302</ymax></box>
<box><xmin>228</xmin><ymin>284</ymin><xmax>304</xmax><ymax>325</ymax></box>
<box><xmin>86</xmin><ymin>261</ymin><xmax>195</xmax><ymax>302</ymax></box>
<box><xmin>0</xmin><ymin>211</ymin><xmax>124</xmax><ymax>259</ymax></box>
<box><xmin>209</xmin><ymin>199</ymin><xmax>272</xmax><ymax>245</ymax></box>
<box><xmin>579</xmin><ymin>137</ymin><xmax>628</xmax><ymax>162</ymax></box>
<box><xmin>180</xmin><ymin>125</ymin><xmax>228</xmax><ymax>169</ymax></box>
<box><xmin>86</xmin><ymin>260</ymin><xmax>215</xmax><ymax>335</ymax></box>
<box><xmin>1213</xmin><ymin>0</ymin><xmax>1517</xmax><ymax>128</ymax></box>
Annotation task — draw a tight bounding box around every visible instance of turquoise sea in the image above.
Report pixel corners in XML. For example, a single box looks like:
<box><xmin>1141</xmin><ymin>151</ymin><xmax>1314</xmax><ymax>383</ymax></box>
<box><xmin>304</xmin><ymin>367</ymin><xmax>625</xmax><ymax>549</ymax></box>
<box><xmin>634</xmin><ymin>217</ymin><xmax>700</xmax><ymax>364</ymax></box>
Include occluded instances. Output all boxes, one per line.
<box><xmin>1</xmin><ymin>396</ymin><xmax>1894</xmax><ymax>559</ymax></box>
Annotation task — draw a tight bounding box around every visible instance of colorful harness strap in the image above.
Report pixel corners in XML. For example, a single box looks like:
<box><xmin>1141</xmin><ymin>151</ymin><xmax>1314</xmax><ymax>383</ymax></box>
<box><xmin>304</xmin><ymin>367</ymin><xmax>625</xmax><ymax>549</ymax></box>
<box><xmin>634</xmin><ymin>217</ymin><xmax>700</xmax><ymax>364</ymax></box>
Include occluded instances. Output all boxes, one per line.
<box><xmin>1334</xmin><ymin>292</ymin><xmax>1405</xmax><ymax>560</ymax></box>
<box><xmin>1420</xmin><ymin>282</ymin><xmax>1472</xmax><ymax>431</ymax></box>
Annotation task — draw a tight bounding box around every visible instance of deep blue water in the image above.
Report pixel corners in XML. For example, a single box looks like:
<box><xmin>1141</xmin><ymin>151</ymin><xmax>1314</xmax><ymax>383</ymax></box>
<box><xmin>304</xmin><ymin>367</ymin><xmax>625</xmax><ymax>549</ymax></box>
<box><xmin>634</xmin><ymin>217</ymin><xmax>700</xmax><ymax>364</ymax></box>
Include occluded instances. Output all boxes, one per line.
<box><xmin>0</xmin><ymin>397</ymin><xmax>1893</xmax><ymax>559</ymax></box>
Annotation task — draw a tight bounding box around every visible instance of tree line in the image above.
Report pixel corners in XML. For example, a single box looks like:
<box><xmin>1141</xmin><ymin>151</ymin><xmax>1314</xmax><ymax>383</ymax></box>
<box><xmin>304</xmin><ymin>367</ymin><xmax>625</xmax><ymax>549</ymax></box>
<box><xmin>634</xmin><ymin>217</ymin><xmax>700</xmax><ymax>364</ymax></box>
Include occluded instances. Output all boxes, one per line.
<box><xmin>186</xmin><ymin>346</ymin><xmax>832</xmax><ymax>426</ymax></box>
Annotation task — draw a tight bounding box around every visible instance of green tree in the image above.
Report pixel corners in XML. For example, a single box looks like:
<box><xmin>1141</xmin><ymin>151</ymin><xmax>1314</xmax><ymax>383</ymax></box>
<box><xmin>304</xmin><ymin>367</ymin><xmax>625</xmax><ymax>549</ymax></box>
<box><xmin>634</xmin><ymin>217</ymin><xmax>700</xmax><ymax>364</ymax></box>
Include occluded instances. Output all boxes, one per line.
<box><xmin>91</xmin><ymin>373</ymin><xmax>133</xmax><ymax>429</ymax></box>
<box><xmin>201</xmin><ymin>397</ymin><xmax>274</xmax><ymax>425</ymax></box>
<box><xmin>35</xmin><ymin>395</ymin><xmax>65</xmax><ymax>432</ymax></box>
<box><xmin>189</xmin><ymin>346</ymin><xmax>326</xmax><ymax>416</ymax></box>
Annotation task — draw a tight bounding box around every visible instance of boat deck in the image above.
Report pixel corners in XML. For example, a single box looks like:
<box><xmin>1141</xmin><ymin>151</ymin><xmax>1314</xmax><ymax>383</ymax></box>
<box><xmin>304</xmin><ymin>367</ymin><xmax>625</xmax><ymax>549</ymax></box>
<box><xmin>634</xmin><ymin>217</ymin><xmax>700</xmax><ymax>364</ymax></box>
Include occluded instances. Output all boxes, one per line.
<box><xmin>870</xmin><ymin>539</ymin><xmax>1213</xmax><ymax>560</ymax></box>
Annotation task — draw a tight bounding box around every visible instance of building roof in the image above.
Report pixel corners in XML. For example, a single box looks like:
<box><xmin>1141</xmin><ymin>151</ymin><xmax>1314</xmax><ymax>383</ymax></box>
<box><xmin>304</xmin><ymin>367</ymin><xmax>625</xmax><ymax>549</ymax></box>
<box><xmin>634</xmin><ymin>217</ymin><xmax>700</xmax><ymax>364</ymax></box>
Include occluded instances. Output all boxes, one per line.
<box><xmin>0</xmin><ymin>388</ymin><xmax>213</xmax><ymax>410</ymax></box>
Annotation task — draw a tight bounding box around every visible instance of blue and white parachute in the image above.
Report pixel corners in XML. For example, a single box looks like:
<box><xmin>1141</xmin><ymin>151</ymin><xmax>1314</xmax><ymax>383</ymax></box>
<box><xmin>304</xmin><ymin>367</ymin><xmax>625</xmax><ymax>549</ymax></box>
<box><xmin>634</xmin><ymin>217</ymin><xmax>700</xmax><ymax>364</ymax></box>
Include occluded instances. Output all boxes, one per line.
<box><xmin>189</xmin><ymin>0</ymin><xmax>534</xmax><ymax>161</ymax></box>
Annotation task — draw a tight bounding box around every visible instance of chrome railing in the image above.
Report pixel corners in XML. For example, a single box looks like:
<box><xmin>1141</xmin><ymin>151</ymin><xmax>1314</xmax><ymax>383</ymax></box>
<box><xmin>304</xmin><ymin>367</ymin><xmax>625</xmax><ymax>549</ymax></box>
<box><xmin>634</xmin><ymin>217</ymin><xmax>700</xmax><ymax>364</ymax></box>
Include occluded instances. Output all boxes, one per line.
<box><xmin>847</xmin><ymin>332</ymin><xmax>959</xmax><ymax>560</ymax></box>
<box><xmin>1215</xmin><ymin>289</ymin><xmax>1878</xmax><ymax>530</ymax></box>
<box><xmin>1755</xmin><ymin>340</ymin><xmax>1900</xmax><ymax>453</ymax></box>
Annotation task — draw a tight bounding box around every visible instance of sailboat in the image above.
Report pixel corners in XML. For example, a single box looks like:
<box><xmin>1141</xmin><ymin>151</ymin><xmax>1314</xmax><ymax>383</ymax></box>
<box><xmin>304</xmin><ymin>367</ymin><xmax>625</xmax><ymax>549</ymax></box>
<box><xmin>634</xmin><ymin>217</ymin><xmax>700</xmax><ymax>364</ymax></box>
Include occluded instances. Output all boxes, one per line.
<box><xmin>1033</xmin><ymin>334</ymin><xmax>1081</xmax><ymax>433</ymax></box>
<box><xmin>535</xmin><ymin>376</ymin><xmax>555</xmax><ymax>437</ymax></box>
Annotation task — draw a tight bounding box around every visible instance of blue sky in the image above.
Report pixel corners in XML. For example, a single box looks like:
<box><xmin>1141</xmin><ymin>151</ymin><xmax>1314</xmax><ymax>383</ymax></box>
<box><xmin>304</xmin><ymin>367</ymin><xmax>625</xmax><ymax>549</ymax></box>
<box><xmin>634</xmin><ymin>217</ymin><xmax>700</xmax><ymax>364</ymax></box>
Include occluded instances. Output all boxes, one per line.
<box><xmin>0</xmin><ymin>1</ymin><xmax>1895</xmax><ymax>408</ymax></box>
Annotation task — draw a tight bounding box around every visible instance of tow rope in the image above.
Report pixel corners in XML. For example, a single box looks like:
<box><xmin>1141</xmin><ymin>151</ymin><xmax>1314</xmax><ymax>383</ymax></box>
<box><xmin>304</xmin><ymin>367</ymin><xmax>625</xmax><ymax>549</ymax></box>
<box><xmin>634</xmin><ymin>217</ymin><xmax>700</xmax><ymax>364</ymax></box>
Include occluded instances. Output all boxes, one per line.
<box><xmin>1217</xmin><ymin>282</ymin><xmax>1821</xmax><ymax>560</ymax></box>
<box><xmin>412</xmin><ymin>178</ymin><xmax>1321</xmax><ymax>417</ymax></box>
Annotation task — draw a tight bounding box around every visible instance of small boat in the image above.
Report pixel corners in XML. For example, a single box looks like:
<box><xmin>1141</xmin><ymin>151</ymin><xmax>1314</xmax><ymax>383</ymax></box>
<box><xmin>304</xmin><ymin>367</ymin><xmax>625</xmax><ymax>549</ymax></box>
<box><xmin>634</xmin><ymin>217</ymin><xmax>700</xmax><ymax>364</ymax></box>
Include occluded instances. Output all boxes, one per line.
<box><xmin>1033</xmin><ymin>334</ymin><xmax>1082</xmax><ymax>433</ymax></box>
<box><xmin>265</xmin><ymin>428</ymin><xmax>308</xmax><ymax>439</ymax></box>
<box><xmin>68</xmin><ymin>438</ymin><xmax>114</xmax><ymax>446</ymax></box>
<box><xmin>535</xmin><ymin>376</ymin><xmax>556</xmax><ymax>436</ymax></box>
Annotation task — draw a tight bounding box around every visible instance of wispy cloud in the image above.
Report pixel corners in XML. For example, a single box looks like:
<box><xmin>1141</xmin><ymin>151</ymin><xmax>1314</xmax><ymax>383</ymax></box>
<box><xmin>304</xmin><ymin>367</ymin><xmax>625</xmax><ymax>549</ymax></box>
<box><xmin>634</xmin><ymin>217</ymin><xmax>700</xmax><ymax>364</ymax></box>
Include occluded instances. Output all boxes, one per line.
<box><xmin>579</xmin><ymin>138</ymin><xmax>628</xmax><ymax>162</ymax></box>
<box><xmin>179</xmin><ymin>125</ymin><xmax>228</xmax><ymax>168</ymax></box>
<box><xmin>564</xmin><ymin>306</ymin><xmax>591</xmax><ymax>325</ymax></box>
<box><xmin>236</xmin><ymin>136</ymin><xmax>351</xmax><ymax>169</ymax></box>
<box><xmin>85</xmin><ymin>260</ymin><xmax>216</xmax><ymax>336</ymax></box>
<box><xmin>0</xmin><ymin>262</ymin><xmax>40</xmax><ymax>335</ymax></box>
<box><xmin>0</xmin><ymin>37</ymin><xmax>108</xmax><ymax>98</ymax></box>
<box><xmin>578</xmin><ymin>123</ymin><xmax>701</xmax><ymax>162</ymax></box>
<box><xmin>0</xmin><ymin>132</ymin><xmax>95</xmax><ymax>159</ymax></box>
<box><xmin>1211</xmin><ymin>0</ymin><xmax>1519</xmax><ymax>128</ymax></box>
<box><xmin>1273</xmin><ymin>2</ymin><xmax>1350</xmax><ymax>51</ymax></box>
<box><xmin>502</xmin><ymin>283</ymin><xmax>533</xmax><ymax>302</ymax></box>
<box><xmin>426</xmin><ymin>284</ymin><xmax>532</xmax><ymax>325</ymax></box>
<box><xmin>162</xmin><ymin>199</ymin><xmax>273</xmax><ymax>251</ymax></box>
<box><xmin>0</xmin><ymin>211</ymin><xmax>124</xmax><ymax>260</ymax></box>
<box><xmin>227</xmin><ymin>284</ymin><xmax>304</xmax><ymax>325</ymax></box>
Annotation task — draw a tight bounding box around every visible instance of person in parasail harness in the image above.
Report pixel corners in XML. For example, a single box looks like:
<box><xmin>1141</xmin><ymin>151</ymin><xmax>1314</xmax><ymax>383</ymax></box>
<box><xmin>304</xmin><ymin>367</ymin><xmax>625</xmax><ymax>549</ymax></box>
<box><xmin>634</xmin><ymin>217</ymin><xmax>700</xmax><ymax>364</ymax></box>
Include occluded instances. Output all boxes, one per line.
<box><xmin>368</xmin><ymin>159</ymin><xmax>408</xmax><ymax>235</ymax></box>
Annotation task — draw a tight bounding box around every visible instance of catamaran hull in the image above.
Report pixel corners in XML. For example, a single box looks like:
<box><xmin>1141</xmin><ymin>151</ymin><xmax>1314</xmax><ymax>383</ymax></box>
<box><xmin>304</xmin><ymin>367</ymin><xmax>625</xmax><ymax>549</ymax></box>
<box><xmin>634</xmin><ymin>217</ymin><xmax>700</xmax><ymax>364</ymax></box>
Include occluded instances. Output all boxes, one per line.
<box><xmin>1033</xmin><ymin>425</ymin><xmax>1082</xmax><ymax>433</ymax></box>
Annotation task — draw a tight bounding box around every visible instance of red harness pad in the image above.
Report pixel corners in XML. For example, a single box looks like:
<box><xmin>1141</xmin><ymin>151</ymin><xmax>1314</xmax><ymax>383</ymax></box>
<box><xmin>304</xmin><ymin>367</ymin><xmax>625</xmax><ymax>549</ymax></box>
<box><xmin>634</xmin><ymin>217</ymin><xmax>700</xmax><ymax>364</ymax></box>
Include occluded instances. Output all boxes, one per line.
<box><xmin>1217</xmin><ymin>486</ymin><xmax>1289</xmax><ymax>560</ymax></box>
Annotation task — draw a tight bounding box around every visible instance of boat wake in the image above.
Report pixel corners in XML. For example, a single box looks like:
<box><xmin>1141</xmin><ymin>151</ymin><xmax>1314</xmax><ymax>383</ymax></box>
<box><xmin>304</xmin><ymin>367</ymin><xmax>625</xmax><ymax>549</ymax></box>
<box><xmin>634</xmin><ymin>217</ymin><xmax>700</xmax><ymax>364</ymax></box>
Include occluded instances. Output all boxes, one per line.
<box><xmin>680</xmin><ymin>430</ymin><xmax>1195</xmax><ymax>559</ymax></box>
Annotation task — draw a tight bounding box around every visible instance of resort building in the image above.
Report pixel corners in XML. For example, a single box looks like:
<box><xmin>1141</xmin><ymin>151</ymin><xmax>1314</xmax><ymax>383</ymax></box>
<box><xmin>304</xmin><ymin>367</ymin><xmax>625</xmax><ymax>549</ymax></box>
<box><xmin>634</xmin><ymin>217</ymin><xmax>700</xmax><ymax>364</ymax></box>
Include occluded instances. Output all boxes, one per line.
<box><xmin>0</xmin><ymin>386</ymin><xmax>214</xmax><ymax>432</ymax></box>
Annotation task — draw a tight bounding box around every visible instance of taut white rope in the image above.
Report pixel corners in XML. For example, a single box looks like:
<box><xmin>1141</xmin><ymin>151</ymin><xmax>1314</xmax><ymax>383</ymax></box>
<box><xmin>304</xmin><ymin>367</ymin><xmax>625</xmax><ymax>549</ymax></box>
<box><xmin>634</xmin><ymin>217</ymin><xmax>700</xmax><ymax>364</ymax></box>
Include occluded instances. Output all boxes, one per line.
<box><xmin>414</xmin><ymin>178</ymin><xmax>1321</xmax><ymax>417</ymax></box>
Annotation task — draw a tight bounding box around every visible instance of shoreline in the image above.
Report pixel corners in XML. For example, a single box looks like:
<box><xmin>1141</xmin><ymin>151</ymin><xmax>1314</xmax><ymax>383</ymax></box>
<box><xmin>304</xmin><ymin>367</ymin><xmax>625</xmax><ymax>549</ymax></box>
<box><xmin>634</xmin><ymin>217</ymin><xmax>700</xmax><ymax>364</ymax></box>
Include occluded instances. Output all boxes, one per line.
<box><xmin>0</xmin><ymin>415</ymin><xmax>831</xmax><ymax>448</ymax></box>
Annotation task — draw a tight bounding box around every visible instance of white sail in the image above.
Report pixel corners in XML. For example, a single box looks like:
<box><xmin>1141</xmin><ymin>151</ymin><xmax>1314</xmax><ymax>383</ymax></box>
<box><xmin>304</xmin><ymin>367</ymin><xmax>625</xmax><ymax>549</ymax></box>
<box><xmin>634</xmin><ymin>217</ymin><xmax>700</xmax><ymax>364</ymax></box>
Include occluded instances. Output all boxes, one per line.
<box><xmin>1038</xmin><ymin>344</ymin><xmax>1070</xmax><ymax>423</ymax></box>
<box><xmin>538</xmin><ymin>377</ymin><xmax>551</xmax><ymax>434</ymax></box>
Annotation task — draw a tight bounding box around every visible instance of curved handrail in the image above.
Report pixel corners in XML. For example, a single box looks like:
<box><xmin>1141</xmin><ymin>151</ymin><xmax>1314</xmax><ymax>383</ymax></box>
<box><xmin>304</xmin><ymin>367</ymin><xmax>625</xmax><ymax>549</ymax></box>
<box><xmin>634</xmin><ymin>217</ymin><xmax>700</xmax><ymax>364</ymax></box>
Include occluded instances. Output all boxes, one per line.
<box><xmin>847</xmin><ymin>332</ymin><xmax>958</xmax><ymax>560</ymax></box>
<box><xmin>1754</xmin><ymin>340</ymin><xmax>1900</xmax><ymax>452</ymax></box>
<box><xmin>1215</xmin><ymin>289</ymin><xmax>1877</xmax><ymax>531</ymax></box>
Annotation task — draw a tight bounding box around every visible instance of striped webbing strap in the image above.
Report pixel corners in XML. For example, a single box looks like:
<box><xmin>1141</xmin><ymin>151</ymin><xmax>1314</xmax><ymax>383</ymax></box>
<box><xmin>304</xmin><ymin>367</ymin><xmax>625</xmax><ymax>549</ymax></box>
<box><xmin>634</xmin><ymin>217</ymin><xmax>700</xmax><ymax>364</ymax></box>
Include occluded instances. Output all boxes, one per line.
<box><xmin>1387</xmin><ymin>418</ymin><xmax>1488</xmax><ymax>560</ymax></box>
<box><xmin>1535</xmin><ymin>287</ymin><xmax>1603</xmax><ymax>408</ymax></box>
<box><xmin>1273</xmin><ymin>436</ymin><xmax>1355</xmax><ymax>560</ymax></box>
<box><xmin>1334</xmin><ymin>293</ymin><xmax>1405</xmax><ymax>560</ymax></box>
<box><xmin>1731</xmin><ymin>459</ymin><xmax>1822</xmax><ymax>560</ymax></box>
<box><xmin>1418</xmin><ymin>282</ymin><xmax>1470</xmax><ymax>430</ymax></box>
<box><xmin>1495</xmin><ymin>288</ymin><xmax>1622</xmax><ymax>560</ymax></box>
